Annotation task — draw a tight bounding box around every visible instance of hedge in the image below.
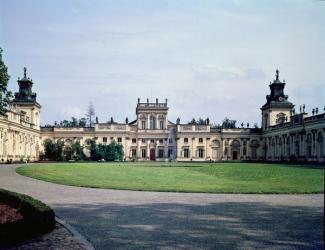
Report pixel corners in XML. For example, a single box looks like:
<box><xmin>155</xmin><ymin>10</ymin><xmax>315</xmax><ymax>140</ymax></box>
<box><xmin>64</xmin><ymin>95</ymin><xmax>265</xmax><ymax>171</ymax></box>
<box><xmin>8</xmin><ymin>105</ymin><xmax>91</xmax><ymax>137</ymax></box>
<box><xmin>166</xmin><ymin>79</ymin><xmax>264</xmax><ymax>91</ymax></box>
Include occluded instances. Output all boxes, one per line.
<box><xmin>0</xmin><ymin>188</ymin><xmax>55</xmax><ymax>246</ymax></box>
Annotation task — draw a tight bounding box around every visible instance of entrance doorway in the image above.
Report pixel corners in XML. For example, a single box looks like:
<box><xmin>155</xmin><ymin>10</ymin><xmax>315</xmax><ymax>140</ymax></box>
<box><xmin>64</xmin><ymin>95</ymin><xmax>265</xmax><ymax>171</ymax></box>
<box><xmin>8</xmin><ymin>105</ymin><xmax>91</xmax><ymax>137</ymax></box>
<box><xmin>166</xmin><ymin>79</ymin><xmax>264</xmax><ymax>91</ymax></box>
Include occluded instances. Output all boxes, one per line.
<box><xmin>232</xmin><ymin>151</ymin><xmax>238</xmax><ymax>160</ymax></box>
<box><xmin>150</xmin><ymin>148</ymin><xmax>156</xmax><ymax>161</ymax></box>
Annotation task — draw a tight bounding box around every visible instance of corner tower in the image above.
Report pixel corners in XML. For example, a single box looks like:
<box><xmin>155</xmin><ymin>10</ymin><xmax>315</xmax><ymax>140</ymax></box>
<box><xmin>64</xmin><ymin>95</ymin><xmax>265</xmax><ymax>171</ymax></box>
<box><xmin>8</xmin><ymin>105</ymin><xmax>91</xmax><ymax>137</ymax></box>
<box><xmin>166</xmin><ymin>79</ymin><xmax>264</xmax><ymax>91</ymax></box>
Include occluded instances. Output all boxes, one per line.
<box><xmin>12</xmin><ymin>67</ymin><xmax>41</xmax><ymax>129</ymax></box>
<box><xmin>261</xmin><ymin>70</ymin><xmax>294</xmax><ymax>130</ymax></box>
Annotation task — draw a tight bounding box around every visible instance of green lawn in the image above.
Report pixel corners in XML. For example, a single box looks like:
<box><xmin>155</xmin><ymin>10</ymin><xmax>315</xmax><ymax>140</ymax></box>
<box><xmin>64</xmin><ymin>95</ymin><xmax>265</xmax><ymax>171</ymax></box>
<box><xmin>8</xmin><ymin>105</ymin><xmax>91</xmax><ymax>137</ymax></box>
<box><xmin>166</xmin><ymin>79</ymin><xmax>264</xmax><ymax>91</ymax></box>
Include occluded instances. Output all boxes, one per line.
<box><xmin>16</xmin><ymin>162</ymin><xmax>324</xmax><ymax>194</ymax></box>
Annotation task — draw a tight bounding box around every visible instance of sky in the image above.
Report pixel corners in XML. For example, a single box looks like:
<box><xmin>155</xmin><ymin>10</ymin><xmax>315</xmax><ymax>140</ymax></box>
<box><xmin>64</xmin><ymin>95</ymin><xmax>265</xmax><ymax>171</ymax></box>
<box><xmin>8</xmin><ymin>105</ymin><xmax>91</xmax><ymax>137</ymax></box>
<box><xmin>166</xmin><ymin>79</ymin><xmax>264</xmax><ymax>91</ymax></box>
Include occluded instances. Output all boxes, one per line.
<box><xmin>0</xmin><ymin>0</ymin><xmax>324</xmax><ymax>126</ymax></box>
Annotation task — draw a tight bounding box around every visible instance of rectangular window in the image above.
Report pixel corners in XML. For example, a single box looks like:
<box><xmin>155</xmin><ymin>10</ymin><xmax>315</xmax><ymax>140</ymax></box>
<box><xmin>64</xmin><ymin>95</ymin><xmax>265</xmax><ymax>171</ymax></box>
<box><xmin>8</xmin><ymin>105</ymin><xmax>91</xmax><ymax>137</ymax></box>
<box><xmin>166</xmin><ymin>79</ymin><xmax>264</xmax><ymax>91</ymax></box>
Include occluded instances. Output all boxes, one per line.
<box><xmin>132</xmin><ymin>149</ymin><xmax>137</xmax><ymax>157</ymax></box>
<box><xmin>141</xmin><ymin>120</ymin><xmax>146</xmax><ymax>129</ymax></box>
<box><xmin>159</xmin><ymin>139</ymin><xmax>164</xmax><ymax>144</ymax></box>
<box><xmin>184</xmin><ymin>148</ymin><xmax>189</xmax><ymax>158</ymax></box>
<box><xmin>184</xmin><ymin>138</ymin><xmax>188</xmax><ymax>143</ymax></box>
<box><xmin>141</xmin><ymin>149</ymin><xmax>147</xmax><ymax>158</ymax></box>
<box><xmin>198</xmin><ymin>148</ymin><xmax>204</xmax><ymax>158</ymax></box>
<box><xmin>150</xmin><ymin>139</ymin><xmax>154</xmax><ymax>143</ymax></box>
<box><xmin>158</xmin><ymin>149</ymin><xmax>164</xmax><ymax>158</ymax></box>
<box><xmin>103</xmin><ymin>137</ymin><xmax>107</xmax><ymax>143</ymax></box>
<box><xmin>243</xmin><ymin>147</ymin><xmax>247</xmax><ymax>156</ymax></box>
<box><xmin>142</xmin><ymin>139</ymin><xmax>146</xmax><ymax>143</ymax></box>
<box><xmin>132</xmin><ymin>138</ymin><xmax>137</xmax><ymax>143</ymax></box>
<box><xmin>169</xmin><ymin>138</ymin><xmax>173</xmax><ymax>144</ymax></box>
<box><xmin>118</xmin><ymin>137</ymin><xmax>122</xmax><ymax>143</ymax></box>
<box><xmin>199</xmin><ymin>138</ymin><xmax>203</xmax><ymax>143</ymax></box>
<box><xmin>160</xmin><ymin>120</ymin><xmax>164</xmax><ymax>130</ymax></box>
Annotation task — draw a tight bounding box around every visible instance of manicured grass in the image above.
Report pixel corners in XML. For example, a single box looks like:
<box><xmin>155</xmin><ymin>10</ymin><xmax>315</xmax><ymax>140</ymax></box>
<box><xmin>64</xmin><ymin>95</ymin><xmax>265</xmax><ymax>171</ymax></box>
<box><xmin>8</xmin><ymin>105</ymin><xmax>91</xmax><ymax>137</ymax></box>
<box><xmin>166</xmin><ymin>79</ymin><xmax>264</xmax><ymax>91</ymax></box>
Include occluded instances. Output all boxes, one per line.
<box><xmin>16</xmin><ymin>162</ymin><xmax>324</xmax><ymax>194</ymax></box>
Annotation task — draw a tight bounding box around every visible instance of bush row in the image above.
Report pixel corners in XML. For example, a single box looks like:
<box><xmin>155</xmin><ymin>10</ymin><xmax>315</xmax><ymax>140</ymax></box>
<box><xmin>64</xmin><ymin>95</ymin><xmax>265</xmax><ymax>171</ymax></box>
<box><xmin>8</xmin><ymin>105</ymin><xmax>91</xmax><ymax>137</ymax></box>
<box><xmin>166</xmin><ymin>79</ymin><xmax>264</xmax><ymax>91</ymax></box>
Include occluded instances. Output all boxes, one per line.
<box><xmin>0</xmin><ymin>188</ymin><xmax>55</xmax><ymax>246</ymax></box>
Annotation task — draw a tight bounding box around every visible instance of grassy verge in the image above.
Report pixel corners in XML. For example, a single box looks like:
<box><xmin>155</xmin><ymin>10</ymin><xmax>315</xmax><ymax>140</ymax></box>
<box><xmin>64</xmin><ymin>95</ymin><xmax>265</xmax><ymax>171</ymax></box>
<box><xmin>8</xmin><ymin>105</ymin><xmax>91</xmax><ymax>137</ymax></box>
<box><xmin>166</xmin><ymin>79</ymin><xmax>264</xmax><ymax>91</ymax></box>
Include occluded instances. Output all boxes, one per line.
<box><xmin>16</xmin><ymin>162</ymin><xmax>324</xmax><ymax>194</ymax></box>
<box><xmin>0</xmin><ymin>188</ymin><xmax>55</xmax><ymax>246</ymax></box>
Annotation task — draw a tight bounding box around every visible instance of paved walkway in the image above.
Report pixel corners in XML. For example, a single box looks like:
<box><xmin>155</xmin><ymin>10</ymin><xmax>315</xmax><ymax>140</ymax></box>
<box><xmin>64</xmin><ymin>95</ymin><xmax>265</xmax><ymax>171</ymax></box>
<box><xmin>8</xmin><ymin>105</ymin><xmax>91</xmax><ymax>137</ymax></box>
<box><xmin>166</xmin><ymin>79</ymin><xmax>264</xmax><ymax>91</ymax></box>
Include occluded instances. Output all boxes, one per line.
<box><xmin>6</xmin><ymin>222</ymin><xmax>90</xmax><ymax>250</ymax></box>
<box><xmin>0</xmin><ymin>164</ymin><xmax>323</xmax><ymax>249</ymax></box>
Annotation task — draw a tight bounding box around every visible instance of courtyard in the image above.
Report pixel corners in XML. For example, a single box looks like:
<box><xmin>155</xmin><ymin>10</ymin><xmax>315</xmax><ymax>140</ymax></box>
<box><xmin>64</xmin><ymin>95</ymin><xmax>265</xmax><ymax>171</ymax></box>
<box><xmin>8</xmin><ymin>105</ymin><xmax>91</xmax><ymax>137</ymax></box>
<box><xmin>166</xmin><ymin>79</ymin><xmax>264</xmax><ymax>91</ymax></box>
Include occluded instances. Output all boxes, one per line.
<box><xmin>0</xmin><ymin>163</ymin><xmax>323</xmax><ymax>249</ymax></box>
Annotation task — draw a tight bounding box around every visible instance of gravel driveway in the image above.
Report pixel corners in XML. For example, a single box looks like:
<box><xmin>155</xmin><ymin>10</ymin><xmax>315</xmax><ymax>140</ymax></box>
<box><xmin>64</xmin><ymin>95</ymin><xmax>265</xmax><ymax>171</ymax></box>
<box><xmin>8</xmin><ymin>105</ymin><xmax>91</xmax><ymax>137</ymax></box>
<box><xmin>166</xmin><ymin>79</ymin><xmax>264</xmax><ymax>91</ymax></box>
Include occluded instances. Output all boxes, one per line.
<box><xmin>0</xmin><ymin>164</ymin><xmax>323</xmax><ymax>249</ymax></box>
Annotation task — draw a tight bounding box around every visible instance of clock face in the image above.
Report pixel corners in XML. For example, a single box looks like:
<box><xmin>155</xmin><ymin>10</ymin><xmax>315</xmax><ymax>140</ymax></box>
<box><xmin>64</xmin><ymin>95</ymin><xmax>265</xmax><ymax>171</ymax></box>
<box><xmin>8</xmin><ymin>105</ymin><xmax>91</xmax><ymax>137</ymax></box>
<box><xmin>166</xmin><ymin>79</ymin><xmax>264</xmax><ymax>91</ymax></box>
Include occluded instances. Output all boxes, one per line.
<box><xmin>278</xmin><ymin>97</ymin><xmax>284</xmax><ymax>102</ymax></box>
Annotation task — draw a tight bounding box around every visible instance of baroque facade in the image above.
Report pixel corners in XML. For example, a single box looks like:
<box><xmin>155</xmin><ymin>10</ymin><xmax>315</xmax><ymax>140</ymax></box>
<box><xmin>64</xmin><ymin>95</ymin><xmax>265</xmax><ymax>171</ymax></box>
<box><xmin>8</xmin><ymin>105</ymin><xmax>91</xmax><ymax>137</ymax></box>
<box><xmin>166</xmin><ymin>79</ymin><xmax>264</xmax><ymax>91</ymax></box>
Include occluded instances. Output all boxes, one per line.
<box><xmin>0</xmin><ymin>69</ymin><xmax>324</xmax><ymax>162</ymax></box>
<box><xmin>0</xmin><ymin>68</ymin><xmax>41</xmax><ymax>162</ymax></box>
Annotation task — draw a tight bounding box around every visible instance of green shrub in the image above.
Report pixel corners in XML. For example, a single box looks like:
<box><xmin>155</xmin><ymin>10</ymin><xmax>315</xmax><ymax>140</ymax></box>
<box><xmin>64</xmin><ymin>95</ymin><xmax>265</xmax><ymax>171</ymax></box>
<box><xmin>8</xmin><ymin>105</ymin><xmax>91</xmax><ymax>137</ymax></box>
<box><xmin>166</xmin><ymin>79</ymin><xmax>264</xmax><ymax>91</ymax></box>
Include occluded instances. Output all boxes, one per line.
<box><xmin>0</xmin><ymin>188</ymin><xmax>55</xmax><ymax>246</ymax></box>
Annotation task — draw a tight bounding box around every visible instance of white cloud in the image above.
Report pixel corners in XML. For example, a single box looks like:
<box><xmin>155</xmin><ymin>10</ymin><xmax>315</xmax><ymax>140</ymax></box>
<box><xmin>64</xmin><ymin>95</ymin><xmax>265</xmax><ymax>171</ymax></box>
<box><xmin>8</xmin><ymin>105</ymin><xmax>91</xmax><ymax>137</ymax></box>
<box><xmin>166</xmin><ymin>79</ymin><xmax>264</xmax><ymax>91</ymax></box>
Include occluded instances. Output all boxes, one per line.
<box><xmin>1</xmin><ymin>0</ymin><xmax>324</xmax><ymax>126</ymax></box>
<box><xmin>60</xmin><ymin>106</ymin><xmax>84</xmax><ymax>118</ymax></box>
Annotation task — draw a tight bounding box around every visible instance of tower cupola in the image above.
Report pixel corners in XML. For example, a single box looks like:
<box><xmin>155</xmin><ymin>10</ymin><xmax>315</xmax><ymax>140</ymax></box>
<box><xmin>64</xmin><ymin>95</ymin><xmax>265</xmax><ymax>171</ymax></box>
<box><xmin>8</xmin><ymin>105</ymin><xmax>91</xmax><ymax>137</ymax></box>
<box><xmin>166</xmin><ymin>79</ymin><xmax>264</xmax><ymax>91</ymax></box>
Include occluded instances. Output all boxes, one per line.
<box><xmin>14</xmin><ymin>67</ymin><xmax>37</xmax><ymax>103</ymax></box>
<box><xmin>261</xmin><ymin>69</ymin><xmax>293</xmax><ymax>110</ymax></box>
<box><xmin>261</xmin><ymin>70</ymin><xmax>294</xmax><ymax>130</ymax></box>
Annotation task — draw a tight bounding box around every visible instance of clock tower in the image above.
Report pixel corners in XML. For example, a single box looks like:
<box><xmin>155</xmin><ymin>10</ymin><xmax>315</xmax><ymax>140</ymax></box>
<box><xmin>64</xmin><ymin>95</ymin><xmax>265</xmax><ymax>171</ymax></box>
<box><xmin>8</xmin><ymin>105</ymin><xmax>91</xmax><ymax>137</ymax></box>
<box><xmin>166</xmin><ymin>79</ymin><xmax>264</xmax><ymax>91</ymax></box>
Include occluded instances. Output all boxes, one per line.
<box><xmin>12</xmin><ymin>67</ymin><xmax>41</xmax><ymax>129</ymax></box>
<box><xmin>261</xmin><ymin>70</ymin><xmax>294</xmax><ymax>130</ymax></box>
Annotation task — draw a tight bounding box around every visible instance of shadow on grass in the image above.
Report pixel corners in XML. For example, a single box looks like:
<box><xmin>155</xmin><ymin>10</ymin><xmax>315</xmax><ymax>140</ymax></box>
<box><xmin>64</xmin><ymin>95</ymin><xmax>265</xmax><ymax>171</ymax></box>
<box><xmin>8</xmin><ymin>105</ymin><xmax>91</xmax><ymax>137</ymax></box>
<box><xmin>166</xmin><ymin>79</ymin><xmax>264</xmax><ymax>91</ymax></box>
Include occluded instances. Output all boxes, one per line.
<box><xmin>53</xmin><ymin>202</ymin><xmax>324</xmax><ymax>250</ymax></box>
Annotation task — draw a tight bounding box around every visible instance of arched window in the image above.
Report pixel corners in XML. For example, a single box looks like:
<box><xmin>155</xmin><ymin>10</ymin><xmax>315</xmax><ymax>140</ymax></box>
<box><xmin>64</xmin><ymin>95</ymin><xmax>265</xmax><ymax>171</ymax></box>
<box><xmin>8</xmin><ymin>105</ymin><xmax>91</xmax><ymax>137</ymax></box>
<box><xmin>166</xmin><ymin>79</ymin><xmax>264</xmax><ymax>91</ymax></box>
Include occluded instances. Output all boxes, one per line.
<box><xmin>276</xmin><ymin>112</ymin><xmax>286</xmax><ymax>124</ymax></box>
<box><xmin>212</xmin><ymin>139</ymin><xmax>220</xmax><ymax>147</ymax></box>
<box><xmin>231</xmin><ymin>140</ymin><xmax>240</xmax><ymax>150</ymax></box>
<box><xmin>150</xmin><ymin>115</ymin><xmax>156</xmax><ymax>129</ymax></box>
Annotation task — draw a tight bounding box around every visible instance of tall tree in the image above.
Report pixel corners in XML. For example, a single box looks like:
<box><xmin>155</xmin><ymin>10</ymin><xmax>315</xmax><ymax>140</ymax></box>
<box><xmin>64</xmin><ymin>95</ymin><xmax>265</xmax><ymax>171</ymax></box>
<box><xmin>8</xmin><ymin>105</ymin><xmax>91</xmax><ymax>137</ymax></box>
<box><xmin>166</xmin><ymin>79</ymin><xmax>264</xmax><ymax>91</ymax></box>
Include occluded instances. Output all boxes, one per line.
<box><xmin>221</xmin><ymin>117</ymin><xmax>237</xmax><ymax>128</ymax></box>
<box><xmin>85</xmin><ymin>101</ymin><xmax>95</xmax><ymax>127</ymax></box>
<box><xmin>0</xmin><ymin>48</ymin><xmax>12</xmax><ymax>116</ymax></box>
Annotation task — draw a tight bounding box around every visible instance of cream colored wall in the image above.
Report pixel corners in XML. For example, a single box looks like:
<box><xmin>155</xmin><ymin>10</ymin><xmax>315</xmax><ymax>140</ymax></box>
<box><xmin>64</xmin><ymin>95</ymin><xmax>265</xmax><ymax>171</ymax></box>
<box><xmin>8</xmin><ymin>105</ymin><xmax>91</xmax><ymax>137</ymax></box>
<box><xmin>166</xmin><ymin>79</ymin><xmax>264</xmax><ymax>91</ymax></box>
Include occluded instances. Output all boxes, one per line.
<box><xmin>0</xmin><ymin>106</ymin><xmax>41</xmax><ymax>162</ymax></box>
<box><xmin>264</xmin><ymin>120</ymin><xmax>325</xmax><ymax>162</ymax></box>
<box><xmin>262</xmin><ymin>108</ymin><xmax>292</xmax><ymax>128</ymax></box>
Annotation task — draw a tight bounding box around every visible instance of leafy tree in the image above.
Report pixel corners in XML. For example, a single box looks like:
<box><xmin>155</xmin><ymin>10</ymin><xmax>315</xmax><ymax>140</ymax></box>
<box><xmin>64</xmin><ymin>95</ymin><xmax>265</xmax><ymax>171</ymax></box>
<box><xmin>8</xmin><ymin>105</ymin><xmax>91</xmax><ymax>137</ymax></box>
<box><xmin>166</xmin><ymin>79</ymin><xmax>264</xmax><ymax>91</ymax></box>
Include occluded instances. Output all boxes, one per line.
<box><xmin>71</xmin><ymin>117</ymin><xmax>78</xmax><ymax>127</ymax></box>
<box><xmin>197</xmin><ymin>118</ymin><xmax>206</xmax><ymax>125</ymax></box>
<box><xmin>85</xmin><ymin>101</ymin><xmax>95</xmax><ymax>127</ymax></box>
<box><xmin>43</xmin><ymin>139</ymin><xmax>64</xmax><ymax>161</ymax></box>
<box><xmin>221</xmin><ymin>117</ymin><xmax>237</xmax><ymax>128</ymax></box>
<box><xmin>189</xmin><ymin>118</ymin><xmax>196</xmax><ymax>125</ymax></box>
<box><xmin>55</xmin><ymin>140</ymin><xmax>64</xmax><ymax>161</ymax></box>
<box><xmin>115</xmin><ymin>143</ymin><xmax>124</xmax><ymax>161</ymax></box>
<box><xmin>63</xmin><ymin>146</ymin><xmax>73</xmax><ymax>160</ymax></box>
<box><xmin>78</xmin><ymin>118</ymin><xmax>87</xmax><ymax>127</ymax></box>
<box><xmin>0</xmin><ymin>48</ymin><xmax>12</xmax><ymax>116</ymax></box>
<box><xmin>72</xmin><ymin>141</ymin><xmax>84</xmax><ymax>160</ymax></box>
<box><xmin>43</xmin><ymin>139</ymin><xmax>56</xmax><ymax>160</ymax></box>
<box><xmin>188</xmin><ymin>117</ymin><xmax>208</xmax><ymax>125</ymax></box>
<box><xmin>86</xmin><ymin>139</ymin><xmax>124</xmax><ymax>161</ymax></box>
<box><xmin>53</xmin><ymin>117</ymin><xmax>87</xmax><ymax>127</ymax></box>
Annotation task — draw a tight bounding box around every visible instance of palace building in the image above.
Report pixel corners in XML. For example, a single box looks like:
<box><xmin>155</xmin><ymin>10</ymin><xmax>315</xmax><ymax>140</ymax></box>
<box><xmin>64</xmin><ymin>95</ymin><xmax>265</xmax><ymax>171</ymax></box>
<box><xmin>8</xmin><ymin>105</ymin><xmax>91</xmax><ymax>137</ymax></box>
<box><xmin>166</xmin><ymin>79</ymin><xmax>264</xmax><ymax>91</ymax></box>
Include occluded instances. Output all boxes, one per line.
<box><xmin>0</xmin><ymin>68</ymin><xmax>41</xmax><ymax>162</ymax></box>
<box><xmin>1</xmin><ymin>69</ymin><xmax>324</xmax><ymax>162</ymax></box>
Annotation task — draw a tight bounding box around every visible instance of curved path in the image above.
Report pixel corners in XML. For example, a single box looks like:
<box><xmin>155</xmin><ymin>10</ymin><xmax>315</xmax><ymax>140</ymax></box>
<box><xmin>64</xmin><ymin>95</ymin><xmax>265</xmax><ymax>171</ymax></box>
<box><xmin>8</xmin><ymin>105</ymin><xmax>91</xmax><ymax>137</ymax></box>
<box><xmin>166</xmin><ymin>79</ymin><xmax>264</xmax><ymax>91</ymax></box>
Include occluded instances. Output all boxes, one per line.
<box><xmin>0</xmin><ymin>164</ymin><xmax>323</xmax><ymax>249</ymax></box>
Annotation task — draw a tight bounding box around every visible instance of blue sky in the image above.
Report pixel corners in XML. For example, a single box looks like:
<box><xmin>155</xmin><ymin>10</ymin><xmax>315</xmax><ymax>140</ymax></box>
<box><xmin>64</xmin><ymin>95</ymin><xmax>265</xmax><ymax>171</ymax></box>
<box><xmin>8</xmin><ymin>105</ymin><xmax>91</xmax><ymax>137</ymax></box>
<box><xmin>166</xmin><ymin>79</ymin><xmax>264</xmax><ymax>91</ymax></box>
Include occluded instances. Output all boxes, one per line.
<box><xmin>1</xmin><ymin>0</ymin><xmax>324</xmax><ymax>126</ymax></box>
